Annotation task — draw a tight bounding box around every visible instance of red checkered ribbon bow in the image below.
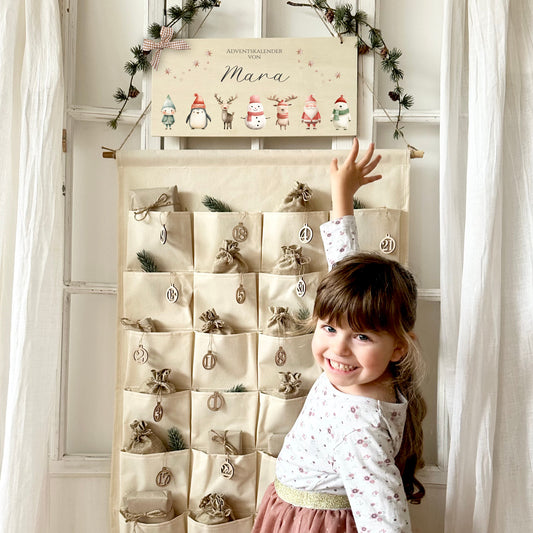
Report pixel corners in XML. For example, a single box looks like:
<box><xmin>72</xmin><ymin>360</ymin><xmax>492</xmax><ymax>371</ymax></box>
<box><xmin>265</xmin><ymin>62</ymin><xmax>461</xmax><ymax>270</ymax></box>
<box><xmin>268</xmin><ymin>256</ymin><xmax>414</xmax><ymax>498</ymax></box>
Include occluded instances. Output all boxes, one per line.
<box><xmin>142</xmin><ymin>26</ymin><xmax>190</xmax><ymax>70</ymax></box>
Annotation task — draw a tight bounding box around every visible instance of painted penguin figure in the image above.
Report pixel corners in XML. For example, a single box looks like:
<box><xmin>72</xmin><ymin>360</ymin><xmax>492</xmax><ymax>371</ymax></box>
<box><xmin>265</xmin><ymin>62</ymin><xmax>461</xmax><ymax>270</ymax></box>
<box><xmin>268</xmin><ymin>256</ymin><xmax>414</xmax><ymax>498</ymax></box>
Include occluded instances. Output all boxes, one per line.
<box><xmin>243</xmin><ymin>95</ymin><xmax>267</xmax><ymax>130</ymax></box>
<box><xmin>161</xmin><ymin>95</ymin><xmax>176</xmax><ymax>130</ymax></box>
<box><xmin>185</xmin><ymin>93</ymin><xmax>211</xmax><ymax>129</ymax></box>
<box><xmin>331</xmin><ymin>95</ymin><xmax>352</xmax><ymax>130</ymax></box>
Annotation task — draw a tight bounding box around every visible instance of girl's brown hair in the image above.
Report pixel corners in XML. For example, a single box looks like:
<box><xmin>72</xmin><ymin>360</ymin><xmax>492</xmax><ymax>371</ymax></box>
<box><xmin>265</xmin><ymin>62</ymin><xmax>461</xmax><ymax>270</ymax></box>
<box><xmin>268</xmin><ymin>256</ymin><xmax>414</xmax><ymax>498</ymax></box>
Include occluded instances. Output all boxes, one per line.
<box><xmin>313</xmin><ymin>252</ymin><xmax>427</xmax><ymax>503</ymax></box>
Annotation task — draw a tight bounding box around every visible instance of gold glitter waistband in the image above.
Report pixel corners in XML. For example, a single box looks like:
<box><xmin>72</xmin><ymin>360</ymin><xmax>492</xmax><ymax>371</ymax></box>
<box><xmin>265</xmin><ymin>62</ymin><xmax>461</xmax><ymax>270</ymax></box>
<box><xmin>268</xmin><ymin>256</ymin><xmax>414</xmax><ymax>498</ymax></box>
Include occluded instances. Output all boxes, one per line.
<box><xmin>274</xmin><ymin>479</ymin><xmax>351</xmax><ymax>510</ymax></box>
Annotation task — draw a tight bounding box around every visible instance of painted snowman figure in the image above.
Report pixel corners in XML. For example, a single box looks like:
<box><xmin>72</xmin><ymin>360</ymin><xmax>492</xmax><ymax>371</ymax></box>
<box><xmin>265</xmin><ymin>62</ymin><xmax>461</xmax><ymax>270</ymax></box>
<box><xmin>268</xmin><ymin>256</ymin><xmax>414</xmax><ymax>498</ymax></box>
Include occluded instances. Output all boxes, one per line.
<box><xmin>331</xmin><ymin>95</ymin><xmax>352</xmax><ymax>130</ymax></box>
<box><xmin>185</xmin><ymin>93</ymin><xmax>211</xmax><ymax>129</ymax></box>
<box><xmin>244</xmin><ymin>95</ymin><xmax>267</xmax><ymax>129</ymax></box>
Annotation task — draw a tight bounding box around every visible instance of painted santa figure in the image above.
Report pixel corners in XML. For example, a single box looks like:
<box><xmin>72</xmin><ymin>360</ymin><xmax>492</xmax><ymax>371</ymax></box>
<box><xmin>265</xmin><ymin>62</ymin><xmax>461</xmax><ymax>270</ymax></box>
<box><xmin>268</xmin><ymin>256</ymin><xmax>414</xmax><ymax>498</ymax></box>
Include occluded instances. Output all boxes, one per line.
<box><xmin>243</xmin><ymin>95</ymin><xmax>267</xmax><ymax>129</ymax></box>
<box><xmin>185</xmin><ymin>93</ymin><xmax>211</xmax><ymax>129</ymax></box>
<box><xmin>301</xmin><ymin>94</ymin><xmax>321</xmax><ymax>129</ymax></box>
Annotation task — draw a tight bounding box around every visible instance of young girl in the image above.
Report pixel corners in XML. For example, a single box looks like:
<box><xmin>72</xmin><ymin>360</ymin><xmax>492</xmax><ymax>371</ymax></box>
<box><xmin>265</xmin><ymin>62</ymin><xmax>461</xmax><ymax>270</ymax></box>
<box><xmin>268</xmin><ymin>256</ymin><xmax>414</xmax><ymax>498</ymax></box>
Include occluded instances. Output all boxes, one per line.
<box><xmin>253</xmin><ymin>139</ymin><xmax>426</xmax><ymax>533</ymax></box>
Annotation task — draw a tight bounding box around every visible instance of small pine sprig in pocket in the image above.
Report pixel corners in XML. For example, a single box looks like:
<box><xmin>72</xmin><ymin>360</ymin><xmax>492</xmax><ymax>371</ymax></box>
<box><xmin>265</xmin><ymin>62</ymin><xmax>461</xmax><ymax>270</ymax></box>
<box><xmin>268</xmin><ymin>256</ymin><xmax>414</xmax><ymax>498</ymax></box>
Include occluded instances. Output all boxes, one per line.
<box><xmin>168</xmin><ymin>427</ymin><xmax>186</xmax><ymax>451</ymax></box>
<box><xmin>202</xmin><ymin>195</ymin><xmax>233</xmax><ymax>212</ymax></box>
<box><xmin>226</xmin><ymin>384</ymin><xmax>246</xmax><ymax>393</ymax></box>
<box><xmin>137</xmin><ymin>250</ymin><xmax>158</xmax><ymax>272</ymax></box>
<box><xmin>353</xmin><ymin>197</ymin><xmax>366</xmax><ymax>210</ymax></box>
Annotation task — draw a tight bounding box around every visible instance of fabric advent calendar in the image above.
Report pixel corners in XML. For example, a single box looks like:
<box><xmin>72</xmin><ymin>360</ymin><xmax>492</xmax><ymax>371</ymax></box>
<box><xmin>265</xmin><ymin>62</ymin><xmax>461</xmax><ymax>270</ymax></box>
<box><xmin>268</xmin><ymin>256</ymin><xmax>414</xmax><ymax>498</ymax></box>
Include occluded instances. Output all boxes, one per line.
<box><xmin>111</xmin><ymin>148</ymin><xmax>411</xmax><ymax>533</ymax></box>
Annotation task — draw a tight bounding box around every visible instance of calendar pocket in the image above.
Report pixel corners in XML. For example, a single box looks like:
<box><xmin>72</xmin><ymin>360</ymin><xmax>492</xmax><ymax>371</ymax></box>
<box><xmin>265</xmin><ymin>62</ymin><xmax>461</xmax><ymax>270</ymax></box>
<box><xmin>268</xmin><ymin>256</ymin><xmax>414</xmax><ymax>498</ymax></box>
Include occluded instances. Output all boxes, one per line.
<box><xmin>261</xmin><ymin>211</ymin><xmax>329</xmax><ymax>273</ymax></box>
<box><xmin>256</xmin><ymin>452</ymin><xmax>277</xmax><ymax>510</ymax></box>
<box><xmin>257</xmin><ymin>333</ymin><xmax>320</xmax><ymax>392</ymax></box>
<box><xmin>190</xmin><ymin>391</ymin><xmax>258</xmax><ymax>453</ymax></box>
<box><xmin>124</xmin><ymin>331</ymin><xmax>193</xmax><ymax>391</ymax></box>
<box><xmin>194</xmin><ymin>212</ymin><xmax>262</xmax><ymax>272</ymax></box>
<box><xmin>119</xmin><ymin>512</ymin><xmax>187</xmax><ymax>533</ymax></box>
<box><xmin>258</xmin><ymin>272</ymin><xmax>325</xmax><ymax>332</ymax></box>
<box><xmin>256</xmin><ymin>393</ymin><xmax>306</xmax><ymax>452</ymax></box>
<box><xmin>127</xmin><ymin>211</ymin><xmax>193</xmax><ymax>272</ymax></box>
<box><xmin>193</xmin><ymin>273</ymin><xmax>257</xmax><ymax>333</ymax></box>
<box><xmin>192</xmin><ymin>332</ymin><xmax>257</xmax><ymax>391</ymax></box>
<box><xmin>120</xmin><ymin>450</ymin><xmax>190</xmax><ymax>514</ymax></box>
<box><xmin>123</xmin><ymin>272</ymin><xmax>193</xmax><ymax>331</ymax></box>
<box><xmin>188</xmin><ymin>450</ymin><xmax>257</xmax><ymax>519</ymax></box>
<box><xmin>122</xmin><ymin>390</ymin><xmax>191</xmax><ymax>449</ymax></box>
<box><xmin>353</xmin><ymin>208</ymin><xmax>404</xmax><ymax>263</ymax></box>
<box><xmin>187</xmin><ymin>515</ymin><xmax>254</xmax><ymax>533</ymax></box>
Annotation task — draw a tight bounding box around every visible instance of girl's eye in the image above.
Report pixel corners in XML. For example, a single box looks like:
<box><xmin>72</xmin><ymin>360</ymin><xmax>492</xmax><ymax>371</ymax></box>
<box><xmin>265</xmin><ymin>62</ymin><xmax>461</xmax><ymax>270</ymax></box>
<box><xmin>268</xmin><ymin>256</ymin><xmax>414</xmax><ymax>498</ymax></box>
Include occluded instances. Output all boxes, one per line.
<box><xmin>355</xmin><ymin>333</ymin><xmax>370</xmax><ymax>342</ymax></box>
<box><xmin>323</xmin><ymin>325</ymin><xmax>336</xmax><ymax>334</ymax></box>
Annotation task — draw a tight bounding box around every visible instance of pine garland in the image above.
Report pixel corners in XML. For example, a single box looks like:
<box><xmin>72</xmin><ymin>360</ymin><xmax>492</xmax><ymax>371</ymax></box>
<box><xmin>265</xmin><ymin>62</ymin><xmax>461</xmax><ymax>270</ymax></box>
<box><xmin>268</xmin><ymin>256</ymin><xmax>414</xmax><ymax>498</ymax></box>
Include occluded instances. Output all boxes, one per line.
<box><xmin>137</xmin><ymin>250</ymin><xmax>158</xmax><ymax>272</ymax></box>
<box><xmin>168</xmin><ymin>427</ymin><xmax>186</xmax><ymax>451</ymax></box>
<box><xmin>109</xmin><ymin>0</ymin><xmax>221</xmax><ymax>129</ymax></box>
<box><xmin>287</xmin><ymin>1</ymin><xmax>414</xmax><ymax>141</ymax></box>
<box><xmin>201</xmin><ymin>195</ymin><xmax>234</xmax><ymax>212</ymax></box>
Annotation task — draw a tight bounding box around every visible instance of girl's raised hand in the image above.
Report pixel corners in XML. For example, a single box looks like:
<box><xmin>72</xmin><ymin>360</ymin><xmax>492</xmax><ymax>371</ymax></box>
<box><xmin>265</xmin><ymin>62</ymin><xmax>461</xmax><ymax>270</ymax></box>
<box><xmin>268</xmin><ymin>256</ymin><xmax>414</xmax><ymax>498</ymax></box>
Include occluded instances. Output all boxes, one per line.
<box><xmin>330</xmin><ymin>138</ymin><xmax>382</xmax><ymax>218</ymax></box>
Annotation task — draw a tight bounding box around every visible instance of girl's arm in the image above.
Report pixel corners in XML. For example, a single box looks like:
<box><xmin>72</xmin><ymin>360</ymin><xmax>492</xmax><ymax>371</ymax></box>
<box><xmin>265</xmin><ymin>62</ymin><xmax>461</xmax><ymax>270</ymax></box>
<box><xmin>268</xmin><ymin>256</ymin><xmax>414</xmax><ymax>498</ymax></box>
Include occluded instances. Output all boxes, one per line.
<box><xmin>321</xmin><ymin>139</ymin><xmax>382</xmax><ymax>269</ymax></box>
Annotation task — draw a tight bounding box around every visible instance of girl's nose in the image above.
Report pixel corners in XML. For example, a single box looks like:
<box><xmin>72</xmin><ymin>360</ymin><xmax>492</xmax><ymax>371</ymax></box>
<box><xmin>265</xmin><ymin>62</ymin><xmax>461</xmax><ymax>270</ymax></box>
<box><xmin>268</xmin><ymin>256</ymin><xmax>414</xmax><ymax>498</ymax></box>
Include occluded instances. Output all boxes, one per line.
<box><xmin>332</xmin><ymin>335</ymin><xmax>351</xmax><ymax>357</ymax></box>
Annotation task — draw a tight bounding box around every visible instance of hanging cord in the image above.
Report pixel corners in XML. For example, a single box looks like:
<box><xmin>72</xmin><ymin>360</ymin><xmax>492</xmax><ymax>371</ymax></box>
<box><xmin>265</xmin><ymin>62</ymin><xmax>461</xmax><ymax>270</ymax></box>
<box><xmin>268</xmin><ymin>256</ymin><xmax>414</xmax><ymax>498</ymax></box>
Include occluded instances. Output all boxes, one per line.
<box><xmin>102</xmin><ymin>101</ymin><xmax>152</xmax><ymax>158</ymax></box>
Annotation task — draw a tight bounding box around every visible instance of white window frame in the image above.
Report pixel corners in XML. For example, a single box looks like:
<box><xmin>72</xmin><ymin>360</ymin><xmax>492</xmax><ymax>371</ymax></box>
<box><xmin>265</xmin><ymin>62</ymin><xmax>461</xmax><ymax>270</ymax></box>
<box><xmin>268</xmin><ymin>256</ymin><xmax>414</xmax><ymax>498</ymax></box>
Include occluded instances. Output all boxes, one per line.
<box><xmin>51</xmin><ymin>0</ymin><xmax>446</xmax><ymax>488</ymax></box>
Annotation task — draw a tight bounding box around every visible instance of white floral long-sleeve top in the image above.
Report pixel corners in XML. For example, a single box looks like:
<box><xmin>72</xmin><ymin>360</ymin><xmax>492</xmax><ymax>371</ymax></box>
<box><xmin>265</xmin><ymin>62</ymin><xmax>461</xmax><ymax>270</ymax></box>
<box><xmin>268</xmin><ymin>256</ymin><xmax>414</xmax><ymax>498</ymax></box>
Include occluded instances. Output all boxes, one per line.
<box><xmin>275</xmin><ymin>215</ymin><xmax>412</xmax><ymax>533</ymax></box>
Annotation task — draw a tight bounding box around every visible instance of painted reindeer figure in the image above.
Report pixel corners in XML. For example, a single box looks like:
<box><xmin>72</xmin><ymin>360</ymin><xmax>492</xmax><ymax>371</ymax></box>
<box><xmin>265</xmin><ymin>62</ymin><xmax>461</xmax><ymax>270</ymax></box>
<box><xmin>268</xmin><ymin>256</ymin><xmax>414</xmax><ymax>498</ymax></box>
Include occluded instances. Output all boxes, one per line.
<box><xmin>214</xmin><ymin>94</ymin><xmax>238</xmax><ymax>129</ymax></box>
<box><xmin>268</xmin><ymin>94</ymin><xmax>298</xmax><ymax>130</ymax></box>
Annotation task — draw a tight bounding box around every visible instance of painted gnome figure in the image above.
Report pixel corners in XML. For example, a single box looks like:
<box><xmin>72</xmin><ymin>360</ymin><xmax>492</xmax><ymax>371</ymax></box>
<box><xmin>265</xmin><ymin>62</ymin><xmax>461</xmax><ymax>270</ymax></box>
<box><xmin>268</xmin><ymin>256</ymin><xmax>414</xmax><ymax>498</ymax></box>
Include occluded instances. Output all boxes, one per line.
<box><xmin>161</xmin><ymin>95</ymin><xmax>176</xmax><ymax>130</ymax></box>
<box><xmin>301</xmin><ymin>94</ymin><xmax>321</xmax><ymax>129</ymax></box>
<box><xmin>331</xmin><ymin>94</ymin><xmax>352</xmax><ymax>130</ymax></box>
<box><xmin>243</xmin><ymin>95</ymin><xmax>267</xmax><ymax>129</ymax></box>
<box><xmin>186</xmin><ymin>93</ymin><xmax>211</xmax><ymax>129</ymax></box>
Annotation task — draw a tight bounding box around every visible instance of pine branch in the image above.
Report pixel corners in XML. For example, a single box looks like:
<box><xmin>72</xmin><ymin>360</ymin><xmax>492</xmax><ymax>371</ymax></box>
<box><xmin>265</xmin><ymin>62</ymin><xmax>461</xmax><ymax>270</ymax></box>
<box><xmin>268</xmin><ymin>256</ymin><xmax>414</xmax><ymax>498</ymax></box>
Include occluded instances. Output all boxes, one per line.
<box><xmin>353</xmin><ymin>197</ymin><xmax>366</xmax><ymax>210</ymax></box>
<box><xmin>201</xmin><ymin>195</ymin><xmax>234</xmax><ymax>212</ymax></box>
<box><xmin>137</xmin><ymin>250</ymin><xmax>158</xmax><ymax>272</ymax></box>
<box><xmin>168</xmin><ymin>427</ymin><xmax>186</xmax><ymax>451</ymax></box>
<box><xmin>227</xmin><ymin>384</ymin><xmax>246</xmax><ymax>392</ymax></box>
<box><xmin>296</xmin><ymin>306</ymin><xmax>310</xmax><ymax>321</ymax></box>
<box><xmin>108</xmin><ymin>1</ymin><xmax>221</xmax><ymax>129</ymax></box>
<box><xmin>287</xmin><ymin>1</ymin><xmax>415</xmax><ymax>143</ymax></box>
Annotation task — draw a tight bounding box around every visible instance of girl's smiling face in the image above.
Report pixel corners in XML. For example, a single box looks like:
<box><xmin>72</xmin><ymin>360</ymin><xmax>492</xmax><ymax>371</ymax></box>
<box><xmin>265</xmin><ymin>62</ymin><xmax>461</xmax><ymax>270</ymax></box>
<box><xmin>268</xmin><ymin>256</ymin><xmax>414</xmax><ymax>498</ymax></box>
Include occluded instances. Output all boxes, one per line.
<box><xmin>312</xmin><ymin>318</ymin><xmax>405</xmax><ymax>398</ymax></box>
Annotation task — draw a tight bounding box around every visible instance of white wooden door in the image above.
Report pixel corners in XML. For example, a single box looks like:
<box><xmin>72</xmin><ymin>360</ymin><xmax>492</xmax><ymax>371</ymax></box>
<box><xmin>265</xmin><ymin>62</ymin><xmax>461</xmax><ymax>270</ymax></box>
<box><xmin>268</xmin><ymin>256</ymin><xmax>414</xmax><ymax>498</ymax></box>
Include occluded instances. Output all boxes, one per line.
<box><xmin>51</xmin><ymin>1</ymin><xmax>445</xmax><ymax>531</ymax></box>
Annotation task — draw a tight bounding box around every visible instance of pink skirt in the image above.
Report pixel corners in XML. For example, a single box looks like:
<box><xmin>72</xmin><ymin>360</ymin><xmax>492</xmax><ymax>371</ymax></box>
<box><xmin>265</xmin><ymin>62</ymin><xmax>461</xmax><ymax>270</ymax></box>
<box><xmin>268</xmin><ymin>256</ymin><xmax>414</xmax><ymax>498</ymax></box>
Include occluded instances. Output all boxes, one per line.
<box><xmin>252</xmin><ymin>482</ymin><xmax>357</xmax><ymax>533</ymax></box>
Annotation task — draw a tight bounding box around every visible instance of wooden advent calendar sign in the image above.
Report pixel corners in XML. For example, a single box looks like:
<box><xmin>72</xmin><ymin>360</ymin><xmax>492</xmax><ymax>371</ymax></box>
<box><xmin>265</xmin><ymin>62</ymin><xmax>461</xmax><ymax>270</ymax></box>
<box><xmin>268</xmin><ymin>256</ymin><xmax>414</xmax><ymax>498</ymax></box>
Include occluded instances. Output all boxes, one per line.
<box><xmin>151</xmin><ymin>37</ymin><xmax>357</xmax><ymax>137</ymax></box>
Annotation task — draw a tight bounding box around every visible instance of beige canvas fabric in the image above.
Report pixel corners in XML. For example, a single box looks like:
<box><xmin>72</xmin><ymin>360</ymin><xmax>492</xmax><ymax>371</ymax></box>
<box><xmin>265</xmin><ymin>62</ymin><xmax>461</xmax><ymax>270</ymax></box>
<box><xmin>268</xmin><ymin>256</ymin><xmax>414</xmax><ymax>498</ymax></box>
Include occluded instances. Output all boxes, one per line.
<box><xmin>261</xmin><ymin>211</ymin><xmax>329</xmax><ymax>273</ymax></box>
<box><xmin>257</xmin><ymin>333</ymin><xmax>320</xmax><ymax>392</ymax></box>
<box><xmin>123</xmin><ymin>272</ymin><xmax>193</xmax><ymax>331</ymax></box>
<box><xmin>127</xmin><ymin>211</ymin><xmax>193</xmax><ymax>272</ymax></box>
<box><xmin>255</xmin><ymin>394</ymin><xmax>306</xmax><ymax>452</ymax></box>
<box><xmin>194</xmin><ymin>212</ymin><xmax>262</xmax><ymax>273</ymax></box>
<box><xmin>112</xmin><ymin>149</ymin><xmax>410</xmax><ymax>533</ymax></box>
<box><xmin>192</xmin><ymin>332</ymin><xmax>258</xmax><ymax>391</ymax></box>
<box><xmin>120</xmin><ymin>450</ymin><xmax>189</xmax><ymax>515</ymax></box>
<box><xmin>124</xmin><ymin>331</ymin><xmax>193</xmax><ymax>392</ymax></box>
<box><xmin>193</xmin><ymin>273</ymin><xmax>257</xmax><ymax>333</ymax></box>
<box><xmin>188</xmin><ymin>450</ymin><xmax>257</xmax><ymax>519</ymax></box>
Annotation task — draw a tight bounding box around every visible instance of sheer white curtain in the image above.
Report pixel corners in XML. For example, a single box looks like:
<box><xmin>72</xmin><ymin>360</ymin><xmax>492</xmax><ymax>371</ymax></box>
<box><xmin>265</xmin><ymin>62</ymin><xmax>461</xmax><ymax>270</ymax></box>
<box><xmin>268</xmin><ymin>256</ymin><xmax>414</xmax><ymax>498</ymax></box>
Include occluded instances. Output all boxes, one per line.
<box><xmin>440</xmin><ymin>0</ymin><xmax>533</xmax><ymax>532</ymax></box>
<box><xmin>0</xmin><ymin>0</ymin><xmax>64</xmax><ymax>532</ymax></box>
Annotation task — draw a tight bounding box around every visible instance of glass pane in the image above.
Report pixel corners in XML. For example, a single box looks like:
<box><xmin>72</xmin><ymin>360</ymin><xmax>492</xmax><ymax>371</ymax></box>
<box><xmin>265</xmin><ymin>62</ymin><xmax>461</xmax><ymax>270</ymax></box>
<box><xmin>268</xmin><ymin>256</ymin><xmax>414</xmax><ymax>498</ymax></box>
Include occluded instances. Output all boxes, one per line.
<box><xmin>66</xmin><ymin>293</ymin><xmax>117</xmax><ymax>455</ymax></box>
<box><xmin>70</xmin><ymin>120</ymin><xmax>140</xmax><ymax>284</ymax></box>
<box><xmin>75</xmin><ymin>0</ymin><xmax>145</xmax><ymax>108</ymax></box>
<box><xmin>377</xmin><ymin>1</ymin><xmax>443</xmax><ymax>110</ymax></box>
